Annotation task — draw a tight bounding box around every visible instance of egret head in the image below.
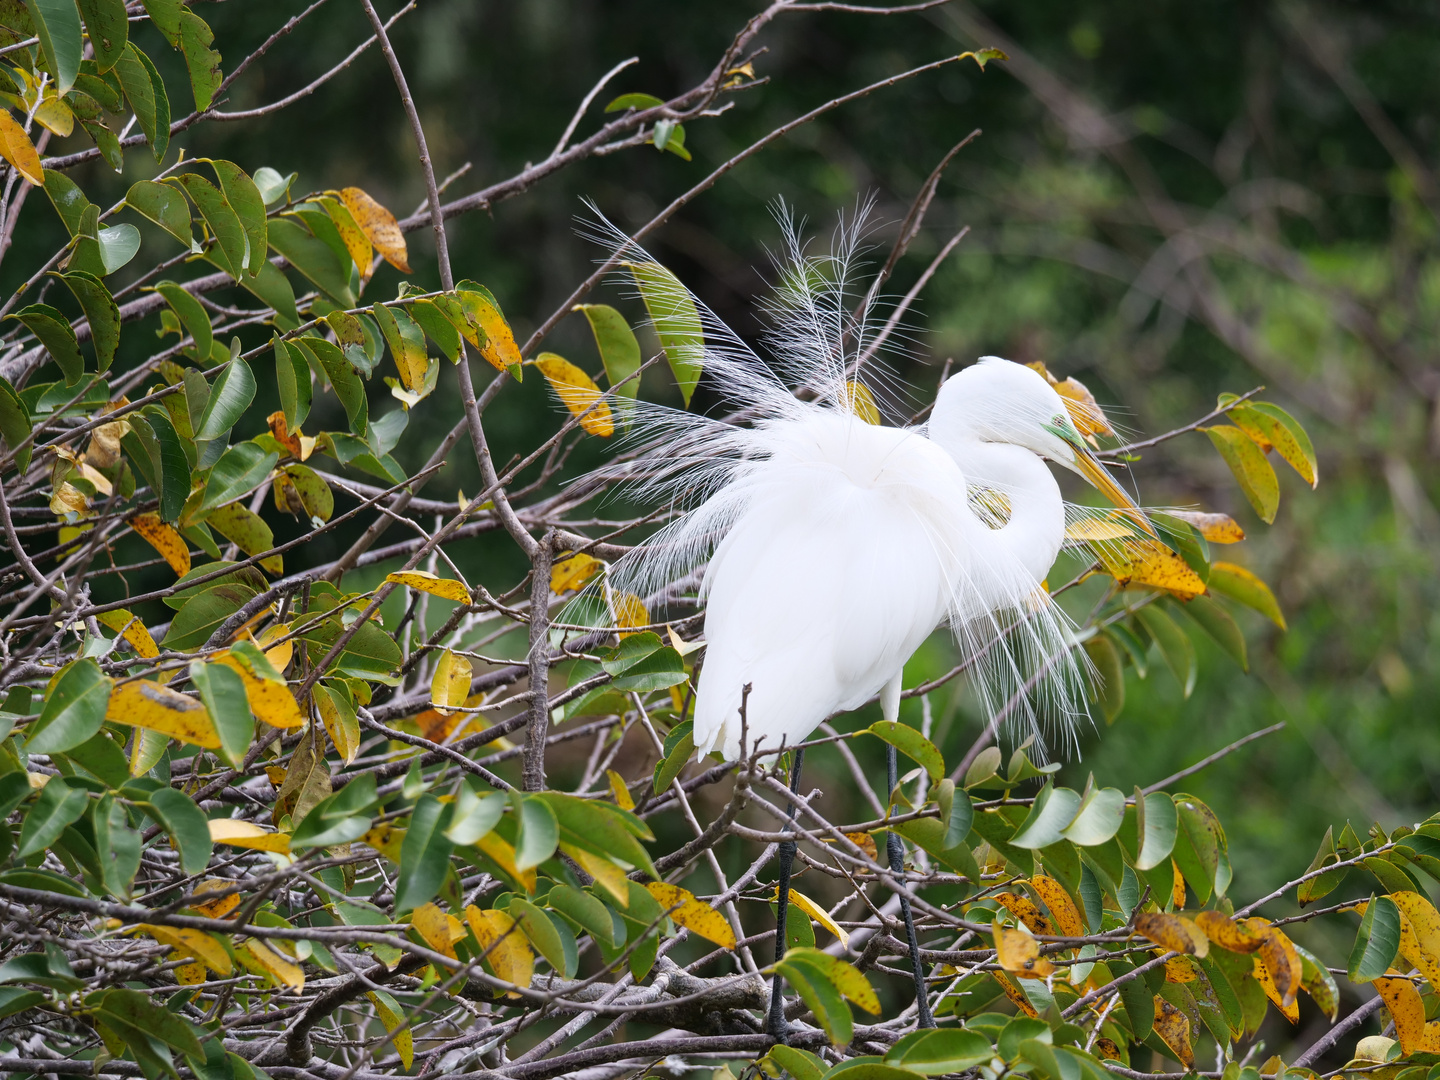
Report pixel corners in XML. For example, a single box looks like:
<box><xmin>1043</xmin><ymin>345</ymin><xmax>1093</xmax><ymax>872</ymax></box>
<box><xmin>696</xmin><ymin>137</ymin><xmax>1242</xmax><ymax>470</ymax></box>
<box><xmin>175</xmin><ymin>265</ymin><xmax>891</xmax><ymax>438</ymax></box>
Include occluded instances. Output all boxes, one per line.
<box><xmin>931</xmin><ymin>356</ymin><xmax>1150</xmax><ymax>525</ymax></box>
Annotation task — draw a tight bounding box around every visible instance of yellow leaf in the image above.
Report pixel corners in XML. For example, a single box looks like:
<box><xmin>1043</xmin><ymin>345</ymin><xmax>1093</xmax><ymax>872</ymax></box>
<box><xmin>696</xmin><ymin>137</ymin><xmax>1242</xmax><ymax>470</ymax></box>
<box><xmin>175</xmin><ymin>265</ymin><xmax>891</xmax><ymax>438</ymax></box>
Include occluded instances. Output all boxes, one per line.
<box><xmin>1165</xmin><ymin>510</ymin><xmax>1245</xmax><ymax>544</ymax></box>
<box><xmin>315</xmin><ymin>685</ymin><xmax>361</xmax><ymax>766</ymax></box>
<box><xmin>106</xmin><ymin>679</ymin><xmax>220</xmax><ymax>749</ymax></box>
<box><xmin>95</xmin><ymin>609</ymin><xmax>159</xmax><ymax>659</ymax></box>
<box><xmin>209</xmin><ymin>819</ymin><xmax>291</xmax><ymax>854</ymax></box>
<box><xmin>173</xmin><ymin>956</ymin><xmax>206</xmax><ymax>985</ymax></box>
<box><xmin>994</xmin><ymin>920</ymin><xmax>1054</xmax><ymax>977</ymax></box>
<box><xmin>1209</xmin><ymin>562</ymin><xmax>1286</xmax><ymax>630</ymax></box>
<box><xmin>476</xmin><ymin>831</ymin><xmax>537</xmax><ymax>893</ymax></box>
<box><xmin>366</xmin><ymin>991</ymin><xmax>414</xmax><ymax>1070</ymax></box>
<box><xmin>551</xmin><ymin>552</ymin><xmax>602</xmax><ymax>595</ymax></box>
<box><xmin>843</xmin><ymin>831</ymin><xmax>878</xmax><ymax>861</ymax></box>
<box><xmin>320</xmin><ymin>196</ymin><xmax>372</xmax><ymax>280</ymax></box>
<box><xmin>137</xmin><ymin>924</ymin><xmax>232</xmax><ymax>976</ymax></box>
<box><xmin>411</xmin><ymin>903</ymin><xmax>462</xmax><ymax>959</ymax></box>
<box><xmin>1389</xmin><ymin>892</ymin><xmax>1440</xmax><ymax>968</ymax></box>
<box><xmin>1030</xmin><ymin>876</ymin><xmax>1085</xmax><ymax>938</ymax></box>
<box><xmin>0</xmin><ymin>109</ymin><xmax>43</xmax><ymax>184</ymax></box>
<box><xmin>455</xmin><ymin>289</ymin><xmax>522</xmax><ymax>372</ymax></box>
<box><xmin>213</xmin><ymin>650</ymin><xmax>305</xmax><ymax>729</ymax></box>
<box><xmin>565</xmin><ymin>845</ymin><xmax>628</xmax><ymax>907</ymax></box>
<box><xmin>242</xmin><ymin>939</ymin><xmax>303</xmax><ymax>993</ymax></box>
<box><xmin>1094</xmin><ymin>536</ymin><xmax>1208</xmax><ymax>599</ymax></box>
<box><xmin>612</xmin><ymin>591</ymin><xmax>648</xmax><ymax>637</ymax></box>
<box><xmin>1375</xmin><ymin>975</ymin><xmax>1427</xmax><ymax>1054</ymax></box>
<box><xmin>1164</xmin><ymin>956</ymin><xmax>1199</xmax><ymax>983</ymax></box>
<box><xmin>1245</xmin><ymin>918</ymin><xmax>1300</xmax><ymax>1009</ymax></box>
<box><xmin>607</xmin><ymin>769</ymin><xmax>635</xmax><ymax>811</ymax></box>
<box><xmin>384</xmin><ymin>569</ymin><xmax>471</xmax><ymax>604</ymax></box>
<box><xmin>465</xmin><ymin>905</ymin><xmax>533</xmax><ymax>997</ymax></box>
<box><xmin>1172</xmin><ymin>859</ymin><xmax>1187</xmax><ymax>909</ymax></box>
<box><xmin>252</xmin><ymin>623</ymin><xmax>294</xmax><ymax>675</ymax></box>
<box><xmin>844</xmin><ymin>381</ymin><xmax>881</xmax><ymax>424</ymax></box>
<box><xmin>128</xmin><ymin>513</ymin><xmax>191</xmax><ymax>576</ymax></box>
<box><xmin>991</xmin><ymin>969</ymin><xmax>1039</xmax><ymax>1017</ymax></box>
<box><xmin>786</xmin><ymin>888</ymin><xmax>848</xmax><ymax>949</ymax></box>
<box><xmin>1251</xmin><ymin>953</ymin><xmax>1299</xmax><ymax>1022</ymax></box>
<box><xmin>1202</xmin><ymin>425</ymin><xmax>1279</xmax><ymax>524</ymax></box>
<box><xmin>1133</xmin><ymin>911</ymin><xmax>1209</xmax><ymax>957</ymax></box>
<box><xmin>188</xmin><ymin>880</ymin><xmax>241</xmax><ymax>919</ymax></box>
<box><xmin>994</xmin><ymin>892</ymin><xmax>1053</xmax><ymax>936</ymax></box>
<box><xmin>1026</xmin><ymin>362</ymin><xmax>1115</xmax><ymax>440</ymax></box>
<box><xmin>1395</xmin><ymin>907</ymin><xmax>1440</xmax><ymax>990</ymax></box>
<box><xmin>1066</xmin><ymin>516</ymin><xmax>1133</xmax><ymax>542</ymax></box>
<box><xmin>536</xmin><ymin>352</ymin><xmax>613</xmax><ymax>437</ymax></box>
<box><xmin>363</xmin><ymin>824</ymin><xmax>405</xmax><ymax>862</ymax></box>
<box><xmin>430</xmin><ymin>649</ymin><xmax>472</xmax><ymax>716</ymax></box>
<box><xmin>1153</xmin><ymin>996</ymin><xmax>1195</xmax><ymax>1067</ymax></box>
<box><xmin>644</xmin><ymin>882</ymin><xmax>735</xmax><ymax>948</ymax></box>
<box><xmin>339</xmin><ymin>187</ymin><xmax>410</xmax><ymax>273</ymax></box>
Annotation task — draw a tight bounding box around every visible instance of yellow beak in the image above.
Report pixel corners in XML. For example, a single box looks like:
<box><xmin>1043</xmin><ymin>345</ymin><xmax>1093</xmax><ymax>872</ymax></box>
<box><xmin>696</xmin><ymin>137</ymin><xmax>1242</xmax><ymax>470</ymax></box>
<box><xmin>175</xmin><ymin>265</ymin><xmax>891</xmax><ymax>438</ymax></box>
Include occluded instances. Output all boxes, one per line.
<box><xmin>1071</xmin><ymin>447</ymin><xmax>1156</xmax><ymax>537</ymax></box>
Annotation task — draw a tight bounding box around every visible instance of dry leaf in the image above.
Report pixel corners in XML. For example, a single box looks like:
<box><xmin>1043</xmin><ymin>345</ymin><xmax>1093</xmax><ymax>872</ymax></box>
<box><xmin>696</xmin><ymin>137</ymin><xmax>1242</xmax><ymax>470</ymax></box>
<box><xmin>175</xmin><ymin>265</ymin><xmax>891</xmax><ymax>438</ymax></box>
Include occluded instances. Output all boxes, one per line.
<box><xmin>994</xmin><ymin>892</ymin><xmax>1053</xmax><ymax>936</ymax></box>
<box><xmin>129</xmin><ymin>513</ymin><xmax>191</xmax><ymax>576</ymax></box>
<box><xmin>339</xmin><ymin>186</ymin><xmax>410</xmax><ymax>272</ymax></box>
<box><xmin>1030</xmin><ymin>875</ymin><xmax>1085</xmax><ymax>937</ymax></box>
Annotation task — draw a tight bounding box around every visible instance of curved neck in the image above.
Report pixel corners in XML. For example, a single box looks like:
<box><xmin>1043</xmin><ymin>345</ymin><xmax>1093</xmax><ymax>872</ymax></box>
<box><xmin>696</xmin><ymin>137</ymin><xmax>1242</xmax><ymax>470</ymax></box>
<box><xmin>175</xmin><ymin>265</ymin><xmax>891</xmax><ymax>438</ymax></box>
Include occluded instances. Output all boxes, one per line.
<box><xmin>936</xmin><ymin>435</ymin><xmax>1065</xmax><ymax>603</ymax></box>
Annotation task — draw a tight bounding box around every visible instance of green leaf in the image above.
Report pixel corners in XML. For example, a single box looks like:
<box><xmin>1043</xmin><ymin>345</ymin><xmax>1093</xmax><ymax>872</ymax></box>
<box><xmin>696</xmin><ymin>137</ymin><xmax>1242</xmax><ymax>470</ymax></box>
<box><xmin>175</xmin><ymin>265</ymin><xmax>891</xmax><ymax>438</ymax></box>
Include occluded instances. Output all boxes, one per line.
<box><xmin>268</xmin><ymin>216</ymin><xmax>355</xmax><ymax>307</ymax></box>
<box><xmin>610</xmin><ymin>649</ymin><xmax>685</xmax><ymax>692</ymax></box>
<box><xmin>137</xmin><ymin>0</ymin><xmax>180</xmax><ymax>43</ymax></box>
<box><xmin>406</xmin><ymin>298</ymin><xmax>461</xmax><ymax>362</ymax></box>
<box><xmin>504</xmin><ymin>895</ymin><xmax>566</xmax><ymax>970</ymax></box>
<box><xmin>868</xmin><ymin>719</ymin><xmax>944</xmax><ymax>782</ymax></box>
<box><xmin>113</xmin><ymin>43</ymin><xmax>168</xmax><ymax>162</ymax></box>
<box><xmin>208</xmin><ymin>504</ymin><xmax>278</xmax><ymax>572</ymax></box>
<box><xmin>189</xmin><ymin>660</ymin><xmax>250</xmax><ymax>766</ymax></box>
<box><xmin>193</xmin><ymin>357</ymin><xmax>255</xmax><ymax>442</ymax></box>
<box><xmin>198</xmin><ymin>443</ymin><xmax>277</xmax><ymax>516</ymax></box>
<box><xmin>821</xmin><ymin>1061</ymin><xmax>925</xmax><ymax>1080</ymax></box>
<box><xmin>274</xmin><ymin>336</ymin><xmax>310</xmax><ymax>429</ymax></box>
<box><xmin>604</xmin><ymin>92</ymin><xmax>664</xmax><ymax>112</ymax></box>
<box><xmin>445</xmin><ymin>784</ymin><xmax>504</xmax><ymax>845</ymax></box>
<box><xmin>205</xmin><ymin>161</ymin><xmax>266</xmax><ymax>276</ymax></box>
<box><xmin>1203</xmin><ymin>425</ymin><xmax>1279</xmax><ymax>524</ymax></box>
<box><xmin>0</xmin><ymin>375</ymin><xmax>33</xmax><ymax>472</ymax></box>
<box><xmin>623</xmin><ymin>261</ymin><xmax>704</xmax><ymax>406</ymax></box>
<box><xmin>290</xmin><ymin>774</ymin><xmax>379</xmax><ymax>850</ymax></box>
<box><xmin>96</xmin><ymin>988</ymin><xmax>202</xmax><ymax>1057</ymax></box>
<box><xmin>16</xmin><ymin>777</ymin><xmax>88</xmax><ymax>858</ymax></box>
<box><xmin>176</xmin><ymin>12</ymin><xmax>220</xmax><ymax>112</ymax></box>
<box><xmin>394</xmin><ymin>794</ymin><xmax>453</xmax><ymax>913</ymax></box>
<box><xmin>1173</xmin><ymin>595</ymin><xmax>1247</xmax><ymax>670</ymax></box>
<box><xmin>60</xmin><ymin>729</ymin><xmax>128</xmax><ymax>787</ymax></box>
<box><xmin>1294</xmin><ymin>941</ymin><xmax>1339</xmax><ymax>1021</ymax></box>
<box><xmin>766</xmin><ymin>1047</ymin><xmax>827</xmax><ymax>1080</ymax></box>
<box><xmin>1171</xmin><ymin>793</ymin><xmax>1222</xmax><ymax>902</ymax></box>
<box><xmin>514</xmin><ymin>795</ymin><xmax>559</xmax><ymax>872</ymax></box>
<box><xmin>28</xmin><ymin>658</ymin><xmax>112</xmax><ymax>755</ymax></box>
<box><xmin>1348</xmin><ymin>895</ymin><xmax>1401</xmax><ymax>983</ymax></box>
<box><xmin>652</xmin><ymin>719</ymin><xmax>694</xmax><ymax>794</ymax></box>
<box><xmin>574</xmin><ymin>303</ymin><xmax>641</xmax><ymax>400</ymax></box>
<box><xmin>169</xmin><ymin>172</ymin><xmax>247</xmax><ymax>281</ymax></box>
<box><xmin>933</xmin><ymin>778</ymin><xmax>974</xmax><ymax>848</ymax></box>
<box><xmin>8</xmin><ymin>303</ymin><xmax>83</xmax><ymax>385</ymax></box>
<box><xmin>161</xmin><ymin>586</ymin><xmax>254</xmax><ymax>650</ymax></box>
<box><xmin>281</xmin><ymin>464</ymin><xmax>333</xmax><ymax>523</ymax></box>
<box><xmin>1083</xmin><ymin>633</ymin><xmax>1125</xmax><ymax>723</ymax></box>
<box><xmin>535</xmin><ymin>791</ymin><xmax>657</xmax><ymax>878</ymax></box>
<box><xmin>892</xmin><ymin>817</ymin><xmax>981</xmax><ymax>881</ymax></box>
<box><xmin>290</xmin><ymin>336</ymin><xmax>367</xmax><ymax>438</ymax></box>
<box><xmin>1135</xmin><ymin>605</ymin><xmax>1196</xmax><ymax>697</ymax></box>
<box><xmin>1207</xmin><ymin>563</ymin><xmax>1286</xmax><ymax>630</ymax></box>
<box><xmin>776</xmin><ymin>957</ymin><xmax>851</xmax><ymax>1047</ymax></box>
<box><xmin>75</xmin><ymin>0</ymin><xmax>125</xmax><ymax>71</ymax></box>
<box><xmin>26</xmin><ymin>0</ymin><xmax>82</xmax><ymax>94</ymax></box>
<box><xmin>43</xmin><ymin>169</ymin><xmax>93</xmax><ymax>237</ymax></box>
<box><xmin>53</xmin><ymin>271</ymin><xmax>118</xmax><ymax>371</ymax></box>
<box><xmin>95</xmin><ymin>223</ymin><xmax>139</xmax><ymax>275</ymax></box>
<box><xmin>126</xmin><ymin>180</ymin><xmax>196</xmax><ymax>251</ymax></box>
<box><xmin>1134</xmin><ymin>790</ymin><xmax>1178</xmax><ymax>870</ymax></box>
<box><xmin>301</xmin><ymin>613</ymin><xmax>401</xmax><ymax>680</ymax></box>
<box><xmin>143</xmin><ymin>407</ymin><xmax>191</xmax><ymax>523</ymax></box>
<box><xmin>546</xmin><ymin>883</ymin><xmax>619</xmax><ymax>948</ymax></box>
<box><xmin>0</xmin><ymin>988</ymin><xmax>43</xmax><ymax>1019</ymax></box>
<box><xmin>1011</xmin><ymin>783</ymin><xmax>1083</xmax><ymax>849</ymax></box>
<box><xmin>93</xmin><ymin>794</ymin><xmax>140</xmax><ymax>898</ymax></box>
<box><xmin>252</xmin><ymin>167</ymin><xmax>295</xmax><ymax>207</ymax></box>
<box><xmin>884</xmin><ymin>1029</ymin><xmax>994</xmax><ymax>1075</ymax></box>
<box><xmin>1061</xmin><ymin>786</ymin><xmax>1126</xmax><ymax>847</ymax></box>
<box><xmin>149</xmin><ymin>281</ymin><xmax>212</xmax><ymax>360</ymax></box>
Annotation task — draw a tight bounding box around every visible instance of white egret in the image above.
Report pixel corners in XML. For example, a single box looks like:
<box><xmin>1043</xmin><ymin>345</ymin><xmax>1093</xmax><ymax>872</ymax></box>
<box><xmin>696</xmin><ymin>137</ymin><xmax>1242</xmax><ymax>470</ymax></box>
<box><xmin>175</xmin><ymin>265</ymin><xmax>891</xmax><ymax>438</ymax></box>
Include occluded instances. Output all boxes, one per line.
<box><xmin>574</xmin><ymin>215</ymin><xmax>1148</xmax><ymax>1036</ymax></box>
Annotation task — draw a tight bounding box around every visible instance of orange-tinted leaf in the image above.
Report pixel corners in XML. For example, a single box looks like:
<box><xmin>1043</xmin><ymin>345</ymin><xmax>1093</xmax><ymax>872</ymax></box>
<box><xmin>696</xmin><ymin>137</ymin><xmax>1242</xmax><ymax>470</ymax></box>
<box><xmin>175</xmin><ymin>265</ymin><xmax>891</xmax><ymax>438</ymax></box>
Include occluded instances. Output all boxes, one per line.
<box><xmin>1194</xmin><ymin>911</ymin><xmax>1264</xmax><ymax>953</ymax></box>
<box><xmin>137</xmin><ymin>924</ymin><xmax>231</xmax><ymax>976</ymax></box>
<box><xmin>241</xmin><ymin>939</ymin><xmax>303</xmax><ymax>992</ymax></box>
<box><xmin>130</xmin><ymin>512</ymin><xmax>191</xmax><ymax>576</ymax></box>
<box><xmin>188</xmin><ymin>880</ymin><xmax>240</xmax><ymax>919</ymax></box>
<box><xmin>213</xmin><ymin>649</ymin><xmax>305</xmax><ymax>729</ymax></box>
<box><xmin>1245</xmin><ymin>918</ymin><xmax>1301</xmax><ymax>1011</ymax></box>
<box><xmin>551</xmin><ymin>552</ymin><xmax>602</xmax><ymax>594</ymax></box>
<box><xmin>1153</xmin><ymin>997</ymin><xmax>1194</xmax><ymax>1067</ymax></box>
<box><xmin>95</xmin><ymin>609</ymin><xmax>159</xmax><ymax>659</ymax></box>
<box><xmin>411</xmin><ymin>902</ymin><xmax>464</xmax><ymax>960</ymax></box>
<box><xmin>0</xmin><ymin>110</ymin><xmax>43</xmax><ymax>184</ymax></box>
<box><xmin>1093</xmin><ymin>536</ymin><xmax>1207</xmax><ymax>599</ymax></box>
<box><xmin>994</xmin><ymin>892</ymin><xmax>1053</xmax><ymax>936</ymax></box>
<box><xmin>991</xmin><ymin>969</ymin><xmax>1039</xmax><ymax>1017</ymax></box>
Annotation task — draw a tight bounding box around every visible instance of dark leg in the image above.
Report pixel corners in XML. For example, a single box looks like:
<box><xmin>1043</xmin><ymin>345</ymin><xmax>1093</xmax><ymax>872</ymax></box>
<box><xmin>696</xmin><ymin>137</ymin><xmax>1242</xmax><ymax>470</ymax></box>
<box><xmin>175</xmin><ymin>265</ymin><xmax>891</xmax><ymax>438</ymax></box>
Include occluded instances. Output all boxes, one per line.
<box><xmin>766</xmin><ymin>747</ymin><xmax>805</xmax><ymax>1042</ymax></box>
<box><xmin>887</xmin><ymin>743</ymin><xmax>934</xmax><ymax>1028</ymax></box>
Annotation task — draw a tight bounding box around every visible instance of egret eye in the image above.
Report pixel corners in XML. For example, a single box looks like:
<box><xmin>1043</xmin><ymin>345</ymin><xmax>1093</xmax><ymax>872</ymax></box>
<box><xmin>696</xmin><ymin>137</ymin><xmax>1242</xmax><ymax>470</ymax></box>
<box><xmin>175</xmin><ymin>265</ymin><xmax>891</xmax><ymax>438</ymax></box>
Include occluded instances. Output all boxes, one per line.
<box><xmin>1051</xmin><ymin>413</ymin><xmax>1067</xmax><ymax>429</ymax></box>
